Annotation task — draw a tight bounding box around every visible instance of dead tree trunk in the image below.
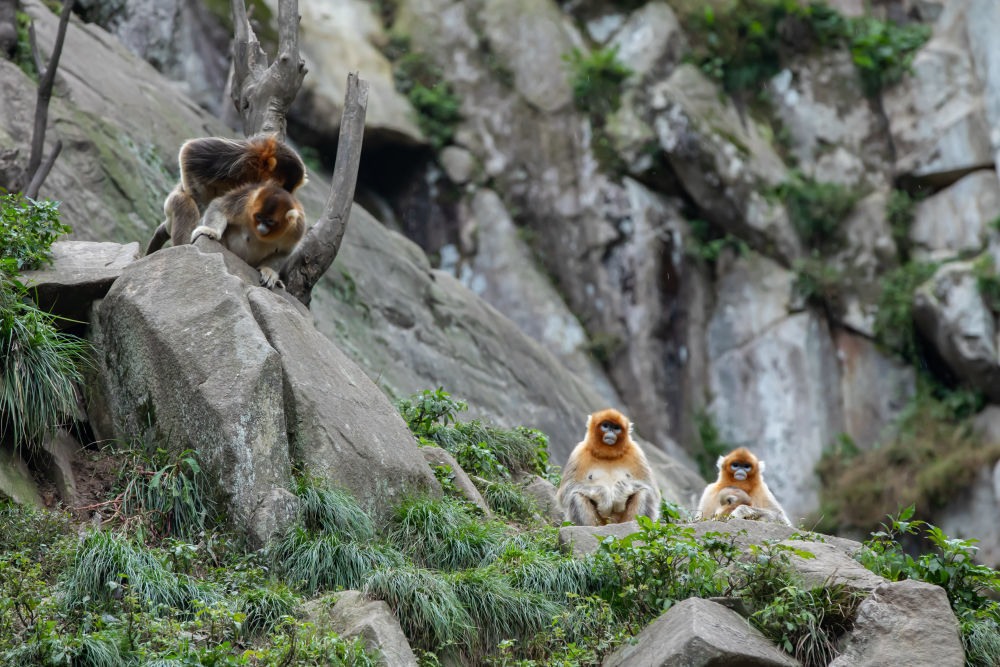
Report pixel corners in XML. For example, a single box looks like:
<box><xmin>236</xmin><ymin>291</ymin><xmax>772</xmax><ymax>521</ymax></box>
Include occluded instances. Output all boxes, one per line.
<box><xmin>227</xmin><ymin>0</ymin><xmax>368</xmax><ymax>307</ymax></box>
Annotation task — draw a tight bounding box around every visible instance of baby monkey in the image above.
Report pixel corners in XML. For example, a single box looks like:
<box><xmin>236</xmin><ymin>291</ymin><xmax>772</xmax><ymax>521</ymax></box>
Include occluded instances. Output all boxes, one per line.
<box><xmin>191</xmin><ymin>182</ymin><xmax>305</xmax><ymax>289</ymax></box>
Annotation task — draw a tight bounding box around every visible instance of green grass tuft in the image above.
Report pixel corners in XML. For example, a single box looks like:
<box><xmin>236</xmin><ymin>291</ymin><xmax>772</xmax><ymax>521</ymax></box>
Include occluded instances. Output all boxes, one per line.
<box><xmin>237</xmin><ymin>583</ymin><xmax>297</xmax><ymax>637</ymax></box>
<box><xmin>481</xmin><ymin>480</ymin><xmax>535</xmax><ymax>519</ymax></box>
<box><xmin>293</xmin><ymin>476</ymin><xmax>375</xmax><ymax>541</ymax></box>
<box><xmin>269</xmin><ymin>527</ymin><xmax>404</xmax><ymax>595</ymax></box>
<box><xmin>389</xmin><ymin>496</ymin><xmax>511</xmax><ymax>571</ymax></box>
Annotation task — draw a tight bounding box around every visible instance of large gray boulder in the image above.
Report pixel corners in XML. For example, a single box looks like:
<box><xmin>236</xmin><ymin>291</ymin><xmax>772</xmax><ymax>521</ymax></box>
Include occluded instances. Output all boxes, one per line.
<box><xmin>248</xmin><ymin>288</ymin><xmax>440</xmax><ymax>514</ymax></box>
<box><xmin>0</xmin><ymin>447</ymin><xmax>42</xmax><ymax>506</ymax></box>
<box><xmin>420</xmin><ymin>446</ymin><xmax>491</xmax><ymax>516</ymax></box>
<box><xmin>913</xmin><ymin>260</ymin><xmax>1000</xmax><ymax>401</ymax></box>
<box><xmin>20</xmin><ymin>241</ymin><xmax>141</xmax><ymax>323</ymax></box>
<box><xmin>829</xmin><ymin>580</ymin><xmax>964</xmax><ymax>667</ymax></box>
<box><xmin>602</xmin><ymin>597</ymin><xmax>799</xmax><ymax>667</ymax></box>
<box><xmin>300</xmin><ymin>591</ymin><xmax>417</xmax><ymax>667</ymax></box>
<box><xmin>92</xmin><ymin>246</ymin><xmax>291</xmax><ymax>542</ymax></box>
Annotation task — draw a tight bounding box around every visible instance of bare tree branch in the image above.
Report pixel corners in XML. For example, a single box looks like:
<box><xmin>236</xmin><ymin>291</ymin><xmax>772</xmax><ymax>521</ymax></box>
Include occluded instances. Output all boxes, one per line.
<box><xmin>229</xmin><ymin>0</ymin><xmax>306</xmax><ymax>139</ymax></box>
<box><xmin>25</xmin><ymin>0</ymin><xmax>74</xmax><ymax>187</ymax></box>
<box><xmin>24</xmin><ymin>139</ymin><xmax>61</xmax><ymax>200</ymax></box>
<box><xmin>282</xmin><ymin>72</ymin><xmax>368</xmax><ymax>307</ymax></box>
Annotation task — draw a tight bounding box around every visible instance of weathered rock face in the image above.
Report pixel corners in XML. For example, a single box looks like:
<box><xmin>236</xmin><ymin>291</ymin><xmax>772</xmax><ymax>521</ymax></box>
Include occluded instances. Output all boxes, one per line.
<box><xmin>420</xmin><ymin>446</ymin><xmax>492</xmax><ymax>516</ymax></box>
<box><xmin>829</xmin><ymin>580</ymin><xmax>965</xmax><ymax>667</ymax></box>
<box><xmin>0</xmin><ymin>447</ymin><xmax>42</xmax><ymax>506</ymax></box>
<box><xmin>909</xmin><ymin>170</ymin><xmax>1000</xmax><ymax>260</ymax></box>
<box><xmin>913</xmin><ymin>260</ymin><xmax>1000</xmax><ymax>401</ymax></box>
<box><xmin>707</xmin><ymin>254</ymin><xmax>844</xmax><ymax>520</ymax></box>
<box><xmin>20</xmin><ymin>241</ymin><xmax>141</xmax><ymax>324</ymax></box>
<box><xmin>261</xmin><ymin>0</ymin><xmax>424</xmax><ymax>148</ymax></box>
<box><xmin>300</xmin><ymin>591</ymin><xmax>417</xmax><ymax>667</ymax></box>
<box><xmin>73</xmin><ymin>0</ymin><xmax>231</xmax><ymax>115</ymax></box>
<box><xmin>602</xmin><ymin>597</ymin><xmax>799</xmax><ymax>667</ymax></box>
<box><xmin>93</xmin><ymin>246</ymin><xmax>292</xmax><ymax>540</ymax></box>
<box><xmin>770</xmin><ymin>50</ymin><xmax>892</xmax><ymax>189</ymax></box>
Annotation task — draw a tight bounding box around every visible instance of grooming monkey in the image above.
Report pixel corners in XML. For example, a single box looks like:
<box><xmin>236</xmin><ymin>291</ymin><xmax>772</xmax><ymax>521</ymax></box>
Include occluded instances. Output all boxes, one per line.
<box><xmin>557</xmin><ymin>409</ymin><xmax>660</xmax><ymax>526</ymax></box>
<box><xmin>191</xmin><ymin>182</ymin><xmax>305</xmax><ymax>288</ymax></box>
<box><xmin>698</xmin><ymin>447</ymin><xmax>791</xmax><ymax>526</ymax></box>
<box><xmin>145</xmin><ymin>135</ymin><xmax>306</xmax><ymax>255</ymax></box>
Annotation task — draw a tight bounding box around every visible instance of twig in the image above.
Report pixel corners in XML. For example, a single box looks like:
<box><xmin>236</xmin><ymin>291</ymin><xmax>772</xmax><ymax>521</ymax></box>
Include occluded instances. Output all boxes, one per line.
<box><xmin>282</xmin><ymin>72</ymin><xmax>368</xmax><ymax>306</ymax></box>
<box><xmin>27</xmin><ymin>20</ymin><xmax>44</xmax><ymax>76</ymax></box>
<box><xmin>25</xmin><ymin>0</ymin><xmax>74</xmax><ymax>193</ymax></box>
<box><xmin>24</xmin><ymin>138</ymin><xmax>60</xmax><ymax>199</ymax></box>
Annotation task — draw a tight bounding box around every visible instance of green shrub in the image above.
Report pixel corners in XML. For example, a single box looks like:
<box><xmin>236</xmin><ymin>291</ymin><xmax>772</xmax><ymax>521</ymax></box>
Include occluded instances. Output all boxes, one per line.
<box><xmin>389</xmin><ymin>495</ymin><xmax>511</xmax><ymax>570</ymax></box>
<box><xmin>847</xmin><ymin>16</ymin><xmax>931</xmax><ymax>96</ymax></box>
<box><xmin>857</xmin><ymin>507</ymin><xmax>1000</xmax><ymax>667</ymax></box>
<box><xmin>685</xmin><ymin>219</ymin><xmax>749</xmax><ymax>264</ymax></box>
<box><xmin>564</xmin><ymin>46</ymin><xmax>633</xmax><ymax>120</ymax></box>
<box><xmin>393</xmin><ymin>50</ymin><xmax>461</xmax><ymax>149</ymax></box>
<box><xmin>395</xmin><ymin>387</ymin><xmax>468</xmax><ymax>438</ymax></box>
<box><xmin>773</xmin><ymin>171</ymin><xmax>859</xmax><ymax>251</ymax></box>
<box><xmin>236</xmin><ymin>583</ymin><xmax>297</xmax><ymax>637</ymax></box>
<box><xmin>0</xmin><ymin>194</ymin><xmax>70</xmax><ymax>275</ymax></box>
<box><xmin>13</xmin><ymin>12</ymin><xmax>39</xmax><ymax>82</ymax></box>
<box><xmin>872</xmin><ymin>261</ymin><xmax>937</xmax><ymax>362</ymax></box>
<box><xmin>0</xmin><ymin>278</ymin><xmax>89</xmax><ymax>451</ymax></box>
<box><xmin>752</xmin><ymin>584</ymin><xmax>861</xmax><ymax>666</ymax></box>
<box><xmin>269</xmin><ymin>527</ymin><xmax>404</xmax><ymax>595</ymax></box>
<box><xmin>886</xmin><ymin>189</ymin><xmax>918</xmax><ymax>260</ymax></box>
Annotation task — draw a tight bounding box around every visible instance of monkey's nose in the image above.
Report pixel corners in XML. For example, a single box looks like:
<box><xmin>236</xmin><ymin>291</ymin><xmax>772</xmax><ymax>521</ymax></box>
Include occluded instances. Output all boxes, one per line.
<box><xmin>733</xmin><ymin>469</ymin><xmax>747</xmax><ymax>480</ymax></box>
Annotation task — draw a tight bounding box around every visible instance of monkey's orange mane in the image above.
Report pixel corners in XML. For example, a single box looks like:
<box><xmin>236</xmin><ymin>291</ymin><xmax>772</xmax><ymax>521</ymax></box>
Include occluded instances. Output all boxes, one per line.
<box><xmin>584</xmin><ymin>408</ymin><xmax>635</xmax><ymax>460</ymax></box>
<box><xmin>250</xmin><ymin>136</ymin><xmax>280</xmax><ymax>180</ymax></box>
<box><xmin>718</xmin><ymin>447</ymin><xmax>759</xmax><ymax>492</ymax></box>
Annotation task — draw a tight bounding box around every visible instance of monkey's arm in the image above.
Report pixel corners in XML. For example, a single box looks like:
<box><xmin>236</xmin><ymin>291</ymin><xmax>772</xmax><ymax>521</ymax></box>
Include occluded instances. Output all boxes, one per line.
<box><xmin>729</xmin><ymin>504</ymin><xmax>791</xmax><ymax>525</ymax></box>
<box><xmin>697</xmin><ymin>484</ymin><xmax>718</xmax><ymax>520</ymax></box>
<box><xmin>617</xmin><ymin>481</ymin><xmax>659</xmax><ymax>523</ymax></box>
<box><xmin>191</xmin><ymin>199</ymin><xmax>230</xmax><ymax>243</ymax></box>
<box><xmin>560</xmin><ymin>484</ymin><xmax>612</xmax><ymax>526</ymax></box>
<box><xmin>255</xmin><ymin>250</ymin><xmax>292</xmax><ymax>289</ymax></box>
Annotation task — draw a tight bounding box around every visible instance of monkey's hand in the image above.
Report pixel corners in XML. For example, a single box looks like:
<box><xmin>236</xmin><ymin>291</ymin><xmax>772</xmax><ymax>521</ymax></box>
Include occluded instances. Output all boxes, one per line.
<box><xmin>584</xmin><ymin>485</ymin><xmax>614</xmax><ymax>517</ymax></box>
<box><xmin>611</xmin><ymin>479</ymin><xmax>639</xmax><ymax>514</ymax></box>
<box><xmin>191</xmin><ymin>225</ymin><xmax>221</xmax><ymax>242</ymax></box>
<box><xmin>258</xmin><ymin>267</ymin><xmax>284</xmax><ymax>289</ymax></box>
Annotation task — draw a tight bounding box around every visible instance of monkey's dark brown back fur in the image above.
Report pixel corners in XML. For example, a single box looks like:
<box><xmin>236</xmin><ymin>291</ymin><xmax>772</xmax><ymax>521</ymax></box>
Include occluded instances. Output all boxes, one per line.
<box><xmin>180</xmin><ymin>135</ymin><xmax>305</xmax><ymax>202</ymax></box>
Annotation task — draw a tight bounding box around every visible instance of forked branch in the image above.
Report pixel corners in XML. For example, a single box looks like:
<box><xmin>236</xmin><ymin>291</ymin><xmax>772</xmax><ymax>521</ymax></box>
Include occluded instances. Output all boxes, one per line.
<box><xmin>229</xmin><ymin>0</ymin><xmax>306</xmax><ymax>139</ymax></box>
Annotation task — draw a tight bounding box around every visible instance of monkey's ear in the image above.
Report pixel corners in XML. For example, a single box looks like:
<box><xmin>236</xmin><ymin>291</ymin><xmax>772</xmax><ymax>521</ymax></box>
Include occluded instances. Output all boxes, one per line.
<box><xmin>758</xmin><ymin>460</ymin><xmax>766</xmax><ymax>474</ymax></box>
<box><xmin>586</xmin><ymin>414</ymin><xmax>593</xmax><ymax>429</ymax></box>
<box><xmin>286</xmin><ymin>209</ymin><xmax>302</xmax><ymax>223</ymax></box>
<box><xmin>715</xmin><ymin>455</ymin><xmax>725</xmax><ymax>471</ymax></box>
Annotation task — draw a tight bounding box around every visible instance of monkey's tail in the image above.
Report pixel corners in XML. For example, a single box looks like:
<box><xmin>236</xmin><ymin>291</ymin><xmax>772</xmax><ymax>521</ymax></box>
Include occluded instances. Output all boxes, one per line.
<box><xmin>145</xmin><ymin>221</ymin><xmax>170</xmax><ymax>256</ymax></box>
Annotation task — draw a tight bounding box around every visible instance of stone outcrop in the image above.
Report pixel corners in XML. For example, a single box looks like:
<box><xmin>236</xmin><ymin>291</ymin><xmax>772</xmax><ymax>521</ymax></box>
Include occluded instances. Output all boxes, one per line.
<box><xmin>602</xmin><ymin>597</ymin><xmax>799</xmax><ymax>667</ymax></box>
<box><xmin>300</xmin><ymin>591</ymin><xmax>417</xmax><ymax>666</ymax></box>
<box><xmin>420</xmin><ymin>445</ymin><xmax>492</xmax><ymax>516</ymax></box>
<box><xmin>20</xmin><ymin>241</ymin><xmax>141</xmax><ymax>323</ymax></box>
<box><xmin>909</xmin><ymin>170</ymin><xmax>1000</xmax><ymax>260</ymax></box>
<box><xmin>829</xmin><ymin>580</ymin><xmax>965</xmax><ymax>666</ymax></box>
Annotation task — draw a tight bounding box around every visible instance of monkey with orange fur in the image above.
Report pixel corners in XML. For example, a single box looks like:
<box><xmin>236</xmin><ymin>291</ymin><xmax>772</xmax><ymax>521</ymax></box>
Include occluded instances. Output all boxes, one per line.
<box><xmin>557</xmin><ymin>409</ymin><xmax>660</xmax><ymax>526</ymax></box>
<box><xmin>698</xmin><ymin>447</ymin><xmax>791</xmax><ymax>526</ymax></box>
<box><xmin>191</xmin><ymin>182</ymin><xmax>305</xmax><ymax>288</ymax></box>
<box><xmin>145</xmin><ymin>135</ymin><xmax>306</xmax><ymax>255</ymax></box>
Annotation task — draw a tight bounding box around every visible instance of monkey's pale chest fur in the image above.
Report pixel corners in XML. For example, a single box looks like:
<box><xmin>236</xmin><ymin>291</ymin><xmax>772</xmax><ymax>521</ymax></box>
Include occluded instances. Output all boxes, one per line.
<box><xmin>584</xmin><ymin>465</ymin><xmax>634</xmax><ymax>485</ymax></box>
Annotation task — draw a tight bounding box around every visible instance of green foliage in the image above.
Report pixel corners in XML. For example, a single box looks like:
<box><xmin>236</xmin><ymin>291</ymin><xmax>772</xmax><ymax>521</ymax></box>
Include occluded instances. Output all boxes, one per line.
<box><xmin>693</xmin><ymin>409</ymin><xmax>732</xmax><ymax>481</ymax></box>
<box><xmin>364</xmin><ymin>566</ymin><xmax>472</xmax><ymax>654</ymax></box>
<box><xmin>0</xmin><ymin>194</ymin><xmax>70</xmax><ymax>275</ymax></box>
<box><xmin>293</xmin><ymin>475</ymin><xmax>375</xmax><ymax>541</ymax></box>
<box><xmin>113</xmin><ymin>447</ymin><xmax>213</xmax><ymax>540</ymax></box>
<box><xmin>499</xmin><ymin>544</ymin><xmax>611</xmax><ymax>600</ymax></box>
<box><xmin>389</xmin><ymin>495</ymin><xmax>511</xmax><ymax>570</ymax></box>
<box><xmin>236</xmin><ymin>584</ymin><xmax>296</xmax><ymax>637</ymax></box>
<box><xmin>773</xmin><ymin>171</ymin><xmax>859</xmax><ymax>251</ymax></box>
<box><xmin>886</xmin><ymin>189</ymin><xmax>918</xmax><ymax>260</ymax></box>
<box><xmin>752</xmin><ymin>584</ymin><xmax>861</xmax><ymax>666</ymax></box>
<box><xmin>395</xmin><ymin>387</ymin><xmax>469</xmax><ymax>438</ymax></box>
<box><xmin>685</xmin><ymin>218</ymin><xmax>748</xmax><ymax>264</ymax></box>
<box><xmin>0</xmin><ymin>278</ymin><xmax>89</xmax><ymax>451</ymax></box>
<box><xmin>847</xmin><ymin>16</ymin><xmax>931</xmax><ymax>96</ymax></box>
<box><xmin>13</xmin><ymin>12</ymin><xmax>39</xmax><ymax>82</ymax></box>
<box><xmin>564</xmin><ymin>46</ymin><xmax>633</xmax><ymax>120</ymax></box>
<box><xmin>973</xmin><ymin>254</ymin><xmax>1000</xmax><ymax>312</ymax></box>
<box><xmin>481</xmin><ymin>480</ymin><xmax>535</xmax><ymax>520</ymax></box>
<box><xmin>872</xmin><ymin>261</ymin><xmax>938</xmax><ymax>362</ymax></box>
<box><xmin>684</xmin><ymin>0</ymin><xmax>929</xmax><ymax>97</ymax></box>
<box><xmin>816</xmin><ymin>379</ymin><xmax>996</xmax><ymax>533</ymax></box>
<box><xmin>857</xmin><ymin>508</ymin><xmax>1000</xmax><ymax>667</ymax></box>
<box><xmin>62</xmin><ymin>531</ymin><xmax>214</xmax><ymax>612</ymax></box>
<box><xmin>393</xmin><ymin>49</ymin><xmax>462</xmax><ymax>149</ymax></box>
<box><xmin>793</xmin><ymin>253</ymin><xmax>845</xmax><ymax>312</ymax></box>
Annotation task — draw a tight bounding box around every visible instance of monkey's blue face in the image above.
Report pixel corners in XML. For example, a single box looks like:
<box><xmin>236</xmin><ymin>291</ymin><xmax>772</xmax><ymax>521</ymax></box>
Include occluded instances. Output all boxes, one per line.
<box><xmin>599</xmin><ymin>420</ymin><xmax>622</xmax><ymax>445</ymax></box>
<box><xmin>730</xmin><ymin>461</ymin><xmax>753</xmax><ymax>480</ymax></box>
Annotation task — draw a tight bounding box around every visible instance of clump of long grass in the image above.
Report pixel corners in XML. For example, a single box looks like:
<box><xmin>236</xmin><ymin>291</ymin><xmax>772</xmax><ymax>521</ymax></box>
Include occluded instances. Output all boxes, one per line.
<box><xmin>115</xmin><ymin>448</ymin><xmax>213</xmax><ymax>540</ymax></box>
<box><xmin>269</xmin><ymin>527</ymin><xmax>404</xmax><ymax>595</ymax></box>
<box><xmin>451</xmin><ymin>567</ymin><xmax>561</xmax><ymax>656</ymax></box>
<box><xmin>237</xmin><ymin>583</ymin><xmax>298</xmax><ymax>637</ymax></box>
<box><xmin>499</xmin><ymin>545</ymin><xmax>611</xmax><ymax>600</ymax></box>
<box><xmin>0</xmin><ymin>278</ymin><xmax>89</xmax><ymax>452</ymax></box>
<box><xmin>293</xmin><ymin>476</ymin><xmax>375</xmax><ymax>540</ymax></box>
<box><xmin>426</xmin><ymin>421</ymin><xmax>545</xmax><ymax>477</ymax></box>
<box><xmin>389</xmin><ymin>495</ymin><xmax>510</xmax><ymax>570</ymax></box>
<box><xmin>363</xmin><ymin>566</ymin><xmax>472</xmax><ymax>653</ymax></box>
<box><xmin>62</xmin><ymin>531</ymin><xmax>214</xmax><ymax>612</ymax></box>
<box><xmin>481</xmin><ymin>480</ymin><xmax>535</xmax><ymax>519</ymax></box>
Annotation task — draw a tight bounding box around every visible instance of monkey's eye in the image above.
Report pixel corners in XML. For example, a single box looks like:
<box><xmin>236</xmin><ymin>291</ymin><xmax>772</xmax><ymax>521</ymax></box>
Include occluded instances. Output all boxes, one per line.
<box><xmin>254</xmin><ymin>214</ymin><xmax>275</xmax><ymax>227</ymax></box>
<box><xmin>600</xmin><ymin>421</ymin><xmax>622</xmax><ymax>433</ymax></box>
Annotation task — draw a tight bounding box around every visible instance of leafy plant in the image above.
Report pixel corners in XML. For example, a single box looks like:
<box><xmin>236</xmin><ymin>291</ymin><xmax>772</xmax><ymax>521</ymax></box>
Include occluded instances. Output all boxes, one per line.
<box><xmin>395</xmin><ymin>387</ymin><xmax>468</xmax><ymax>438</ymax></box>
<box><xmin>393</xmin><ymin>50</ymin><xmax>462</xmax><ymax>149</ymax></box>
<box><xmin>872</xmin><ymin>261</ymin><xmax>937</xmax><ymax>362</ymax></box>
<box><xmin>564</xmin><ymin>46</ymin><xmax>633</xmax><ymax>120</ymax></box>
<box><xmin>847</xmin><ymin>16</ymin><xmax>931</xmax><ymax>96</ymax></box>
<box><xmin>973</xmin><ymin>254</ymin><xmax>1000</xmax><ymax>312</ymax></box>
<box><xmin>685</xmin><ymin>218</ymin><xmax>749</xmax><ymax>264</ymax></box>
<box><xmin>886</xmin><ymin>189</ymin><xmax>918</xmax><ymax>261</ymax></box>
<box><xmin>857</xmin><ymin>507</ymin><xmax>1000</xmax><ymax>667</ymax></box>
<box><xmin>773</xmin><ymin>171</ymin><xmax>859</xmax><ymax>251</ymax></box>
<box><xmin>752</xmin><ymin>584</ymin><xmax>861</xmax><ymax>666</ymax></box>
<box><xmin>119</xmin><ymin>448</ymin><xmax>213</xmax><ymax>540</ymax></box>
<box><xmin>0</xmin><ymin>194</ymin><xmax>70</xmax><ymax>275</ymax></box>
<box><xmin>13</xmin><ymin>12</ymin><xmax>39</xmax><ymax>82</ymax></box>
